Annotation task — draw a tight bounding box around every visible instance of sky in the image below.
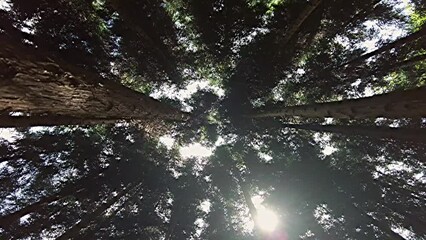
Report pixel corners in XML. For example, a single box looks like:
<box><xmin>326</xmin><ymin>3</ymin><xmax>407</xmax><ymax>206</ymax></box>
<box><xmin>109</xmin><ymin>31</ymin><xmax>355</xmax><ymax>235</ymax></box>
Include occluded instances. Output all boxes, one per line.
<box><xmin>0</xmin><ymin>128</ymin><xmax>17</xmax><ymax>142</ymax></box>
<box><xmin>0</xmin><ymin>0</ymin><xmax>10</xmax><ymax>11</ymax></box>
<box><xmin>150</xmin><ymin>79</ymin><xmax>225</xmax><ymax>112</ymax></box>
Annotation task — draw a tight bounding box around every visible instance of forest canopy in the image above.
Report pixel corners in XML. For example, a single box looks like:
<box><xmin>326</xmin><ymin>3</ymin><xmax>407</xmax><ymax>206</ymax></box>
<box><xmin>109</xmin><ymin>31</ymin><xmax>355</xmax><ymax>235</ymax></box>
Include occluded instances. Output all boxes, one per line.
<box><xmin>0</xmin><ymin>0</ymin><xmax>425</xmax><ymax>239</ymax></box>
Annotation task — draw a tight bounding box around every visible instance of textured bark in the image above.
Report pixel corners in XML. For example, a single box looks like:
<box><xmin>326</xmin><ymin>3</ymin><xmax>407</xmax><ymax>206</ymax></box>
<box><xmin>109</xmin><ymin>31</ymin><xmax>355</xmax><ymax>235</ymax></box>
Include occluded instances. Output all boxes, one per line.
<box><xmin>341</xmin><ymin>25</ymin><xmax>426</xmax><ymax>67</ymax></box>
<box><xmin>282</xmin><ymin>123</ymin><xmax>426</xmax><ymax>143</ymax></box>
<box><xmin>0</xmin><ymin>37</ymin><xmax>188</xmax><ymax>127</ymax></box>
<box><xmin>0</xmin><ymin>115</ymin><xmax>119</xmax><ymax>127</ymax></box>
<box><xmin>250</xmin><ymin>86</ymin><xmax>426</xmax><ymax>119</ymax></box>
<box><xmin>57</xmin><ymin>183</ymin><xmax>139</xmax><ymax>240</ymax></box>
<box><xmin>280</xmin><ymin>0</ymin><xmax>323</xmax><ymax>46</ymax></box>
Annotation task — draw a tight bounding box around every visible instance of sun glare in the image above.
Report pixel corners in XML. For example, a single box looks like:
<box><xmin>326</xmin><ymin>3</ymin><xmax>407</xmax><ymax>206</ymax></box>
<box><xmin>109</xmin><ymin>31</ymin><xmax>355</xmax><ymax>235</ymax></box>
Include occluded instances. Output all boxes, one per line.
<box><xmin>256</xmin><ymin>208</ymin><xmax>279</xmax><ymax>233</ymax></box>
<box><xmin>249</xmin><ymin>195</ymin><xmax>280</xmax><ymax>233</ymax></box>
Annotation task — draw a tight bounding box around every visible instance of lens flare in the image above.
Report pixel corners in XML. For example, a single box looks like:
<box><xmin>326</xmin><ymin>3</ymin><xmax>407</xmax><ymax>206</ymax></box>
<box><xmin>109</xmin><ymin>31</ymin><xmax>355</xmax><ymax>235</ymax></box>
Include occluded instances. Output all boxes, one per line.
<box><xmin>256</xmin><ymin>208</ymin><xmax>279</xmax><ymax>233</ymax></box>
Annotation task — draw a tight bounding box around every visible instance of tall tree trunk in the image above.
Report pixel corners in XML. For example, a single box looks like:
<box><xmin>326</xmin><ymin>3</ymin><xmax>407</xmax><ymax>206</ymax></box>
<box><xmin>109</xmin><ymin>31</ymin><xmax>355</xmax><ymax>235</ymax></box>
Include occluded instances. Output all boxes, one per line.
<box><xmin>250</xmin><ymin>86</ymin><xmax>426</xmax><ymax>119</ymax></box>
<box><xmin>282</xmin><ymin>123</ymin><xmax>426</xmax><ymax>143</ymax></box>
<box><xmin>233</xmin><ymin>170</ymin><xmax>259</xmax><ymax>227</ymax></box>
<box><xmin>341</xmin><ymin>25</ymin><xmax>426</xmax><ymax>68</ymax></box>
<box><xmin>279</xmin><ymin>0</ymin><xmax>323</xmax><ymax>46</ymax></box>
<box><xmin>354</xmin><ymin>54</ymin><xmax>426</xmax><ymax>79</ymax></box>
<box><xmin>0</xmin><ymin>115</ymin><xmax>119</xmax><ymax>128</ymax></box>
<box><xmin>240</xmin><ymin>181</ymin><xmax>258</xmax><ymax>222</ymax></box>
<box><xmin>57</xmin><ymin>183</ymin><xmax>140</xmax><ymax>240</ymax></box>
<box><xmin>0</xmin><ymin>37</ymin><xmax>188</xmax><ymax>128</ymax></box>
<box><xmin>388</xmin><ymin>53</ymin><xmax>426</xmax><ymax>70</ymax></box>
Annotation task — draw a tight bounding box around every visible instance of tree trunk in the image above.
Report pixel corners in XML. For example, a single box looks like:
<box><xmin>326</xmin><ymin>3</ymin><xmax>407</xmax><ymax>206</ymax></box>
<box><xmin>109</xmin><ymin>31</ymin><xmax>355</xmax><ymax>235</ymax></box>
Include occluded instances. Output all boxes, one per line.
<box><xmin>282</xmin><ymin>123</ymin><xmax>426</xmax><ymax>143</ymax></box>
<box><xmin>389</xmin><ymin>53</ymin><xmax>426</xmax><ymax>70</ymax></box>
<box><xmin>250</xmin><ymin>86</ymin><xmax>426</xmax><ymax>119</ymax></box>
<box><xmin>57</xmin><ymin>183</ymin><xmax>139</xmax><ymax>240</ymax></box>
<box><xmin>0</xmin><ymin>37</ymin><xmax>188</xmax><ymax>128</ymax></box>
<box><xmin>0</xmin><ymin>115</ymin><xmax>119</xmax><ymax>128</ymax></box>
<box><xmin>240</xmin><ymin>181</ymin><xmax>258</xmax><ymax>222</ymax></box>
<box><xmin>341</xmin><ymin>25</ymin><xmax>426</xmax><ymax>68</ymax></box>
<box><xmin>280</xmin><ymin>0</ymin><xmax>323</xmax><ymax>46</ymax></box>
<box><xmin>362</xmin><ymin>53</ymin><xmax>426</xmax><ymax>79</ymax></box>
<box><xmin>233</xmin><ymin>170</ymin><xmax>259</xmax><ymax>227</ymax></box>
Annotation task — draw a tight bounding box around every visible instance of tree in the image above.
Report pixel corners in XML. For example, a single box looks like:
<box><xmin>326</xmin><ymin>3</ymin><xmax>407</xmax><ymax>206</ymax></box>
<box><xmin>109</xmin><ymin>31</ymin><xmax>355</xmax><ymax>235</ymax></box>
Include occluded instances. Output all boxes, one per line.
<box><xmin>341</xmin><ymin>24</ymin><xmax>426</xmax><ymax>68</ymax></box>
<box><xmin>250</xmin><ymin>86</ymin><xmax>426</xmax><ymax>119</ymax></box>
<box><xmin>281</xmin><ymin>123</ymin><xmax>426</xmax><ymax>143</ymax></box>
<box><xmin>0</xmin><ymin>36</ymin><xmax>187</xmax><ymax>127</ymax></box>
<box><xmin>1</xmin><ymin>0</ymin><xmax>426</xmax><ymax>239</ymax></box>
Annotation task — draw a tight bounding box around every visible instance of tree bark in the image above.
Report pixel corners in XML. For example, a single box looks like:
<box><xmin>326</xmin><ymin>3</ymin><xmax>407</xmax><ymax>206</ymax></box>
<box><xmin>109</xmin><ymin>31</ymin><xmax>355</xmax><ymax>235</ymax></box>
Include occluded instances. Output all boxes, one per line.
<box><xmin>250</xmin><ymin>86</ymin><xmax>426</xmax><ymax>119</ymax></box>
<box><xmin>341</xmin><ymin>25</ymin><xmax>426</xmax><ymax>68</ymax></box>
<box><xmin>0</xmin><ymin>115</ymin><xmax>119</xmax><ymax>128</ymax></box>
<box><xmin>0</xmin><ymin>37</ymin><xmax>188</xmax><ymax>128</ymax></box>
<box><xmin>279</xmin><ymin>0</ymin><xmax>323</xmax><ymax>46</ymax></box>
<box><xmin>282</xmin><ymin>123</ymin><xmax>426</xmax><ymax>143</ymax></box>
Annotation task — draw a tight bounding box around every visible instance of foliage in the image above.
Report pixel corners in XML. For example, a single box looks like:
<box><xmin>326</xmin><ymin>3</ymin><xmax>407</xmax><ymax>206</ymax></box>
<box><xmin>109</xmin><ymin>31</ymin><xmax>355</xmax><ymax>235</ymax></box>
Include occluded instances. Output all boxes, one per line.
<box><xmin>1</xmin><ymin>0</ymin><xmax>426</xmax><ymax>239</ymax></box>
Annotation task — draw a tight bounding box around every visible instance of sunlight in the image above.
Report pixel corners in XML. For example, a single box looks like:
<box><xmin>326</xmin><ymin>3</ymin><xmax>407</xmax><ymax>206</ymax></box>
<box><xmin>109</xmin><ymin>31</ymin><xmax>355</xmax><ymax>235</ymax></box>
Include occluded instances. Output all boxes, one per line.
<box><xmin>250</xmin><ymin>195</ymin><xmax>279</xmax><ymax>233</ymax></box>
<box><xmin>179</xmin><ymin>143</ymin><xmax>213</xmax><ymax>159</ymax></box>
<box><xmin>0</xmin><ymin>128</ymin><xmax>18</xmax><ymax>142</ymax></box>
<box><xmin>159</xmin><ymin>135</ymin><xmax>175</xmax><ymax>149</ymax></box>
<box><xmin>0</xmin><ymin>0</ymin><xmax>11</xmax><ymax>11</ymax></box>
<box><xmin>256</xmin><ymin>208</ymin><xmax>279</xmax><ymax>233</ymax></box>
